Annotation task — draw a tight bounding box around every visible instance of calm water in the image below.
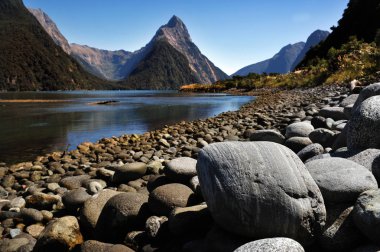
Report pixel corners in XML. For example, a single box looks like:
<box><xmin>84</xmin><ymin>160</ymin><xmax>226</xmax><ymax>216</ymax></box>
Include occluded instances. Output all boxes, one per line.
<box><xmin>0</xmin><ymin>91</ymin><xmax>253</xmax><ymax>164</ymax></box>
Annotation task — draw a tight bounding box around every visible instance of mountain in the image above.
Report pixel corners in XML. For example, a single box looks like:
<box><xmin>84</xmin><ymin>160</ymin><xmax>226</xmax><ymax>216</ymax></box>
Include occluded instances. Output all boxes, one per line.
<box><xmin>29</xmin><ymin>10</ymin><xmax>228</xmax><ymax>88</ymax></box>
<box><xmin>233</xmin><ymin>30</ymin><xmax>330</xmax><ymax>77</ymax></box>
<box><xmin>121</xmin><ymin>16</ymin><xmax>228</xmax><ymax>89</ymax></box>
<box><xmin>233</xmin><ymin>42</ymin><xmax>305</xmax><ymax>76</ymax></box>
<box><xmin>299</xmin><ymin>0</ymin><xmax>380</xmax><ymax>67</ymax></box>
<box><xmin>0</xmin><ymin>0</ymin><xmax>109</xmax><ymax>91</ymax></box>
<box><xmin>291</xmin><ymin>30</ymin><xmax>330</xmax><ymax>70</ymax></box>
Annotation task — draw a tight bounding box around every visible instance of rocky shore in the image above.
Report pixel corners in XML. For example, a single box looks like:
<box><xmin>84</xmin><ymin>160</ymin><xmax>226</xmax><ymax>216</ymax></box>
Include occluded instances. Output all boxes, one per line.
<box><xmin>1</xmin><ymin>82</ymin><xmax>380</xmax><ymax>252</ymax></box>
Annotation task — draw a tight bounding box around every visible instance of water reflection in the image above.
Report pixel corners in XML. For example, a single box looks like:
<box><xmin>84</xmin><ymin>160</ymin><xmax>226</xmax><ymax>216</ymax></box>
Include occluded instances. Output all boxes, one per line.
<box><xmin>0</xmin><ymin>91</ymin><xmax>254</xmax><ymax>164</ymax></box>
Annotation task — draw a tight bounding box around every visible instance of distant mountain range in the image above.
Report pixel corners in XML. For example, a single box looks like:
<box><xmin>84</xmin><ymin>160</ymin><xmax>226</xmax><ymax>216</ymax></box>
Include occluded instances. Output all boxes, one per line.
<box><xmin>29</xmin><ymin>9</ymin><xmax>228</xmax><ymax>89</ymax></box>
<box><xmin>233</xmin><ymin>30</ymin><xmax>329</xmax><ymax>76</ymax></box>
<box><xmin>0</xmin><ymin>0</ymin><xmax>109</xmax><ymax>91</ymax></box>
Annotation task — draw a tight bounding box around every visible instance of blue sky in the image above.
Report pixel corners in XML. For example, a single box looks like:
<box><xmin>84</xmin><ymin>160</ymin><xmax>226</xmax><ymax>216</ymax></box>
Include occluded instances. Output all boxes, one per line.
<box><xmin>24</xmin><ymin>0</ymin><xmax>349</xmax><ymax>75</ymax></box>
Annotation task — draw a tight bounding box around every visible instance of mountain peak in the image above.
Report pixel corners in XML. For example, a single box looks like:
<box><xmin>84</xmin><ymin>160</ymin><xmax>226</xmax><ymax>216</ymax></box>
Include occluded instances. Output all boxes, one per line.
<box><xmin>167</xmin><ymin>15</ymin><xmax>184</xmax><ymax>27</ymax></box>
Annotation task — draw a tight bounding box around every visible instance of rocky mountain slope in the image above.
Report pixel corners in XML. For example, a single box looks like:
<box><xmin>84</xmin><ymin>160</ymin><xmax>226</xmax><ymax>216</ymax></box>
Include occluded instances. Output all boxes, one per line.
<box><xmin>0</xmin><ymin>0</ymin><xmax>110</xmax><ymax>91</ymax></box>
<box><xmin>233</xmin><ymin>42</ymin><xmax>305</xmax><ymax>76</ymax></box>
<box><xmin>299</xmin><ymin>0</ymin><xmax>380</xmax><ymax>67</ymax></box>
<box><xmin>233</xmin><ymin>30</ymin><xmax>329</xmax><ymax>76</ymax></box>
<box><xmin>291</xmin><ymin>30</ymin><xmax>330</xmax><ymax>70</ymax></box>
<box><xmin>29</xmin><ymin>9</ymin><xmax>228</xmax><ymax>87</ymax></box>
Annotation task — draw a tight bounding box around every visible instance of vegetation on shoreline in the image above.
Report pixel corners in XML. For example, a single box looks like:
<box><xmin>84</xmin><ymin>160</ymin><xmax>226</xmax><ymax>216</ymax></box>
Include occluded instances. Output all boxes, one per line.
<box><xmin>181</xmin><ymin>37</ymin><xmax>380</xmax><ymax>92</ymax></box>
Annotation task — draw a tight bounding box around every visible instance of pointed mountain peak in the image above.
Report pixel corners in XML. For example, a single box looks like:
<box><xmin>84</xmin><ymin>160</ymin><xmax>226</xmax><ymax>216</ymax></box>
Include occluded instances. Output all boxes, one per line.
<box><xmin>167</xmin><ymin>15</ymin><xmax>184</xmax><ymax>27</ymax></box>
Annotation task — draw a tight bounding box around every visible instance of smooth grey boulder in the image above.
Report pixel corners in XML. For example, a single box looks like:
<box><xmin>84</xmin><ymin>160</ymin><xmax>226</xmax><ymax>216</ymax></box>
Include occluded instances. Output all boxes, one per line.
<box><xmin>234</xmin><ymin>238</ymin><xmax>304</xmax><ymax>252</ymax></box>
<box><xmin>347</xmin><ymin>96</ymin><xmax>380</xmax><ymax>151</ymax></box>
<box><xmin>297</xmin><ymin>143</ymin><xmax>324</xmax><ymax>162</ymax></box>
<box><xmin>165</xmin><ymin>157</ymin><xmax>197</xmax><ymax>182</ymax></box>
<box><xmin>353</xmin><ymin>82</ymin><xmax>380</xmax><ymax>111</ymax></box>
<box><xmin>112</xmin><ymin>162</ymin><xmax>147</xmax><ymax>184</ymax></box>
<box><xmin>306</xmin><ymin>158</ymin><xmax>378</xmax><ymax>204</ymax></box>
<box><xmin>95</xmin><ymin>192</ymin><xmax>149</xmax><ymax>242</ymax></box>
<box><xmin>59</xmin><ymin>175</ymin><xmax>91</xmax><ymax>190</ymax></box>
<box><xmin>197</xmin><ymin>142</ymin><xmax>326</xmax><ymax>245</ymax></box>
<box><xmin>340</xmin><ymin>94</ymin><xmax>359</xmax><ymax>107</ymax></box>
<box><xmin>319</xmin><ymin>107</ymin><xmax>347</xmax><ymax>120</ymax></box>
<box><xmin>285</xmin><ymin>122</ymin><xmax>314</xmax><ymax>138</ymax></box>
<box><xmin>249</xmin><ymin>129</ymin><xmax>285</xmax><ymax>144</ymax></box>
<box><xmin>353</xmin><ymin>189</ymin><xmax>380</xmax><ymax>245</ymax></box>
<box><xmin>309</xmin><ymin>128</ymin><xmax>336</xmax><ymax>147</ymax></box>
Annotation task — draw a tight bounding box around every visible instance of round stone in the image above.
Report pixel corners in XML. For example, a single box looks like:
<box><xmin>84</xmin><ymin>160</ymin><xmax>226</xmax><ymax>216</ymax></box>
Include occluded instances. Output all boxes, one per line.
<box><xmin>81</xmin><ymin>240</ymin><xmax>134</xmax><ymax>252</ymax></box>
<box><xmin>297</xmin><ymin>143</ymin><xmax>324</xmax><ymax>162</ymax></box>
<box><xmin>249</xmin><ymin>129</ymin><xmax>285</xmax><ymax>144</ymax></box>
<box><xmin>59</xmin><ymin>175</ymin><xmax>91</xmax><ymax>190</ymax></box>
<box><xmin>62</xmin><ymin>188</ymin><xmax>91</xmax><ymax>211</ymax></box>
<box><xmin>319</xmin><ymin>107</ymin><xmax>347</xmax><ymax>120</ymax></box>
<box><xmin>285</xmin><ymin>122</ymin><xmax>314</xmax><ymax>138</ymax></box>
<box><xmin>148</xmin><ymin>183</ymin><xmax>196</xmax><ymax>216</ymax></box>
<box><xmin>197</xmin><ymin>142</ymin><xmax>326</xmax><ymax>245</ymax></box>
<box><xmin>34</xmin><ymin>216</ymin><xmax>83</xmax><ymax>252</ymax></box>
<box><xmin>306</xmin><ymin>158</ymin><xmax>378</xmax><ymax>204</ymax></box>
<box><xmin>112</xmin><ymin>163</ymin><xmax>147</xmax><ymax>184</ymax></box>
<box><xmin>165</xmin><ymin>157</ymin><xmax>197</xmax><ymax>182</ymax></box>
<box><xmin>347</xmin><ymin>96</ymin><xmax>380</xmax><ymax>151</ymax></box>
<box><xmin>95</xmin><ymin>192</ymin><xmax>149</xmax><ymax>242</ymax></box>
<box><xmin>309</xmin><ymin>128</ymin><xmax>336</xmax><ymax>147</ymax></box>
<box><xmin>285</xmin><ymin>137</ymin><xmax>313</xmax><ymax>153</ymax></box>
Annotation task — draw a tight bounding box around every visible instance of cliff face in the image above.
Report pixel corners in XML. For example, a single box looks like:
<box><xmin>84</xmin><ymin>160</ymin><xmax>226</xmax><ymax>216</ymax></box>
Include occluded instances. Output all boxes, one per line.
<box><xmin>0</xmin><ymin>0</ymin><xmax>107</xmax><ymax>91</ymax></box>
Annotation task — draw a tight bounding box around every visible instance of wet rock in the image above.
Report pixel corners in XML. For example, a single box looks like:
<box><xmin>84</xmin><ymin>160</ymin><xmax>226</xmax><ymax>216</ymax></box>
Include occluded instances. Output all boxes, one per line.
<box><xmin>34</xmin><ymin>216</ymin><xmax>83</xmax><ymax>252</ymax></box>
<box><xmin>197</xmin><ymin>142</ymin><xmax>326</xmax><ymax>245</ymax></box>
<box><xmin>148</xmin><ymin>183</ymin><xmax>196</xmax><ymax>216</ymax></box>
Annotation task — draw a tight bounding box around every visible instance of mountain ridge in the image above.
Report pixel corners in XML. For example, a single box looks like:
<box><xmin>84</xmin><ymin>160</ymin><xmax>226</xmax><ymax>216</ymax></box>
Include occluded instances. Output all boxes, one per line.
<box><xmin>29</xmin><ymin>10</ymin><xmax>228</xmax><ymax>86</ymax></box>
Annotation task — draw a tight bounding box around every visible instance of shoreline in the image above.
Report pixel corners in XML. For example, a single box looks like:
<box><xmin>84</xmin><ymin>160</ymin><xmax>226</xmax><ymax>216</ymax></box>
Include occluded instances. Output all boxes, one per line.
<box><xmin>2</xmin><ymin>83</ymin><xmax>372</xmax><ymax>251</ymax></box>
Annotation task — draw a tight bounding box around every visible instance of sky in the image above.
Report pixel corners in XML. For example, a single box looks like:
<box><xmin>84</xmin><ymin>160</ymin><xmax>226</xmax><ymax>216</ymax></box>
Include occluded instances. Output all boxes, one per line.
<box><xmin>23</xmin><ymin>0</ymin><xmax>349</xmax><ymax>75</ymax></box>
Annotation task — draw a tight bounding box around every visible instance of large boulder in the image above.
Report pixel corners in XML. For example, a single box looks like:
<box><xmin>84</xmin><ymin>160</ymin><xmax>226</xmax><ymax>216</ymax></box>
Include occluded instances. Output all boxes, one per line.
<box><xmin>347</xmin><ymin>96</ymin><xmax>380</xmax><ymax>151</ymax></box>
<box><xmin>234</xmin><ymin>238</ymin><xmax>304</xmax><ymax>252</ymax></box>
<box><xmin>34</xmin><ymin>216</ymin><xmax>83</xmax><ymax>252</ymax></box>
<box><xmin>196</xmin><ymin>142</ymin><xmax>326</xmax><ymax>245</ymax></box>
<box><xmin>306</xmin><ymin>158</ymin><xmax>378</xmax><ymax>204</ymax></box>
<box><xmin>285</xmin><ymin>122</ymin><xmax>314</xmax><ymax>138</ymax></box>
<box><xmin>353</xmin><ymin>82</ymin><xmax>380</xmax><ymax>111</ymax></box>
<box><xmin>353</xmin><ymin>189</ymin><xmax>380</xmax><ymax>245</ymax></box>
<box><xmin>95</xmin><ymin>192</ymin><xmax>149</xmax><ymax>242</ymax></box>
